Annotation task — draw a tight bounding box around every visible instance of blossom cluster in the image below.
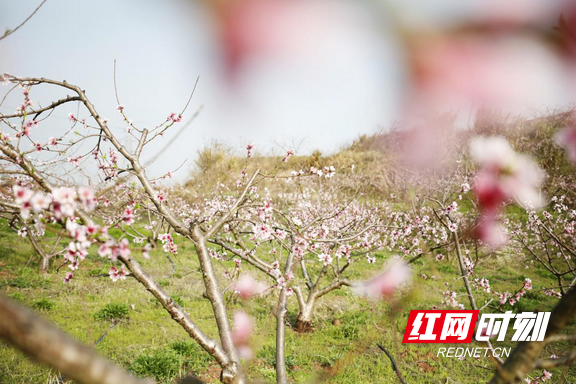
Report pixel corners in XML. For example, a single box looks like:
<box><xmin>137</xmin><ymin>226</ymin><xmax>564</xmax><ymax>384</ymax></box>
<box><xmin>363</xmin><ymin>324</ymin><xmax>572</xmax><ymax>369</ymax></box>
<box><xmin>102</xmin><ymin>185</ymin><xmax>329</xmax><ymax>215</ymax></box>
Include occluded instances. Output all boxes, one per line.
<box><xmin>11</xmin><ymin>184</ymin><xmax>139</xmax><ymax>283</ymax></box>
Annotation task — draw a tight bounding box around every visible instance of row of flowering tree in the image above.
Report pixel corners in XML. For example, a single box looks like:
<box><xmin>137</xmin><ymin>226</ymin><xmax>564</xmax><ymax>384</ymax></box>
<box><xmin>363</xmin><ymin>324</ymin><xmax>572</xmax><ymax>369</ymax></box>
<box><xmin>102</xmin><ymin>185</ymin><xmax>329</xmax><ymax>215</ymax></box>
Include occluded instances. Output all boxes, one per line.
<box><xmin>0</xmin><ymin>73</ymin><xmax>415</xmax><ymax>384</ymax></box>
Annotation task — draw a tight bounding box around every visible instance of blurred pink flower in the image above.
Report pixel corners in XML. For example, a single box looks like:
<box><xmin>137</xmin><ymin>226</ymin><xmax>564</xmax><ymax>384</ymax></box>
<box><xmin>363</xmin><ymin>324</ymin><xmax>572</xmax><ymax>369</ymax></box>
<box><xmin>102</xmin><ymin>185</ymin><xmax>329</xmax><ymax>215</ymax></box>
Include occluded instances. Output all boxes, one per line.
<box><xmin>234</xmin><ymin>274</ymin><xmax>265</xmax><ymax>299</ymax></box>
<box><xmin>217</xmin><ymin>0</ymin><xmax>328</xmax><ymax>76</ymax></box>
<box><xmin>232</xmin><ymin>310</ymin><xmax>254</xmax><ymax>359</ymax></box>
<box><xmin>470</xmin><ymin>136</ymin><xmax>545</xmax><ymax>209</ymax></box>
<box><xmin>355</xmin><ymin>259</ymin><xmax>412</xmax><ymax>299</ymax></box>
<box><xmin>470</xmin><ymin>136</ymin><xmax>544</xmax><ymax>247</ymax></box>
<box><xmin>475</xmin><ymin>213</ymin><xmax>508</xmax><ymax>249</ymax></box>
<box><xmin>407</xmin><ymin>36</ymin><xmax>563</xmax><ymax>114</ymax></box>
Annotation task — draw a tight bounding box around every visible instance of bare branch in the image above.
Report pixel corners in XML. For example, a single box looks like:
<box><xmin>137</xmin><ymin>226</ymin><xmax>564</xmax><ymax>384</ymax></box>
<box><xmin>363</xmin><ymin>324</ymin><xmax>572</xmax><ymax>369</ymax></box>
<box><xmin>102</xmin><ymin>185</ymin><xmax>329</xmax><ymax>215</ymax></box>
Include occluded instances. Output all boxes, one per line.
<box><xmin>0</xmin><ymin>1</ymin><xmax>47</xmax><ymax>42</ymax></box>
<box><xmin>0</xmin><ymin>95</ymin><xmax>81</xmax><ymax>119</ymax></box>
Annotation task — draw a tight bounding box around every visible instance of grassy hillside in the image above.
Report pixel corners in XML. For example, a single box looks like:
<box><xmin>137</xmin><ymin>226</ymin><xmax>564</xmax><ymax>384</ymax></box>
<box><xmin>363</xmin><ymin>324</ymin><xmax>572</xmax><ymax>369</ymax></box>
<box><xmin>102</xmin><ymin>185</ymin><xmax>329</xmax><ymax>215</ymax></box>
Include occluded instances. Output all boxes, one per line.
<box><xmin>187</xmin><ymin>110</ymin><xmax>576</xmax><ymax>201</ymax></box>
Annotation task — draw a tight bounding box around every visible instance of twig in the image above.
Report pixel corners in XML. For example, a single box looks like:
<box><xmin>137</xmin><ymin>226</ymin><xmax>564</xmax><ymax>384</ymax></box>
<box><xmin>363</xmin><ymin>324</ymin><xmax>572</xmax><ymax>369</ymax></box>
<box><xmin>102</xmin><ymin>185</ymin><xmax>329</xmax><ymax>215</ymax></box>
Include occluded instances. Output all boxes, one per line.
<box><xmin>535</xmin><ymin>350</ymin><xmax>576</xmax><ymax>369</ymax></box>
<box><xmin>54</xmin><ymin>321</ymin><xmax>119</xmax><ymax>384</ymax></box>
<box><xmin>166</xmin><ymin>254</ymin><xmax>177</xmax><ymax>278</ymax></box>
<box><xmin>377</xmin><ymin>344</ymin><xmax>406</xmax><ymax>384</ymax></box>
<box><xmin>0</xmin><ymin>1</ymin><xmax>47</xmax><ymax>42</ymax></box>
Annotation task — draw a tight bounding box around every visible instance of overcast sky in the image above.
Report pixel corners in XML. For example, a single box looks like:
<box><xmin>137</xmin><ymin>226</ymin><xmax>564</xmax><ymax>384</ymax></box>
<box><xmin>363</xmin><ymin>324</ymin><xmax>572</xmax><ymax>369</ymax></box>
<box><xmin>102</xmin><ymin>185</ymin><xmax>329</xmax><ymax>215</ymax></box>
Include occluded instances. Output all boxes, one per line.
<box><xmin>0</xmin><ymin>0</ymin><xmax>572</xmax><ymax>182</ymax></box>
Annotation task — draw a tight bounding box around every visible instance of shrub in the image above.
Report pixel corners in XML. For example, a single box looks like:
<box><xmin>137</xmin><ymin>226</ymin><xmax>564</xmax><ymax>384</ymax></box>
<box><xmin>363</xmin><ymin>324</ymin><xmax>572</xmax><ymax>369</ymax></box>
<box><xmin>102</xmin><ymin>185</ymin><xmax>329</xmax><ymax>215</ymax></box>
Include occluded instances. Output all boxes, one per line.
<box><xmin>94</xmin><ymin>303</ymin><xmax>130</xmax><ymax>321</ymax></box>
<box><xmin>32</xmin><ymin>297</ymin><xmax>55</xmax><ymax>311</ymax></box>
<box><xmin>129</xmin><ymin>349</ymin><xmax>183</xmax><ymax>383</ymax></box>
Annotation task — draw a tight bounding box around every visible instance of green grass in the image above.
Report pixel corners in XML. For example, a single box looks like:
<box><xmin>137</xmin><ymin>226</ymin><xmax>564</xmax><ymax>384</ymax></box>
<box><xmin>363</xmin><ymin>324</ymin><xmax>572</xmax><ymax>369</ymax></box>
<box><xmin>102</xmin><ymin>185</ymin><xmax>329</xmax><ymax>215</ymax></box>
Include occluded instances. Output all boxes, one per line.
<box><xmin>32</xmin><ymin>297</ymin><xmax>55</xmax><ymax>311</ymax></box>
<box><xmin>129</xmin><ymin>349</ymin><xmax>184</xmax><ymax>383</ymax></box>
<box><xmin>0</xmin><ymin>223</ymin><xmax>575</xmax><ymax>384</ymax></box>
<box><xmin>94</xmin><ymin>303</ymin><xmax>131</xmax><ymax>321</ymax></box>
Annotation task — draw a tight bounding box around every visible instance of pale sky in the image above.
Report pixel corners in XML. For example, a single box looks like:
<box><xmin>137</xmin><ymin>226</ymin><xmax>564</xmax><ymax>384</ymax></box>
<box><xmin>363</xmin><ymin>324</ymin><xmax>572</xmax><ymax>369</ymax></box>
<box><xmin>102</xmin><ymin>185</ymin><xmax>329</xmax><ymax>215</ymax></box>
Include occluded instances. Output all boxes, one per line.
<box><xmin>0</xmin><ymin>0</ymin><xmax>572</xmax><ymax>182</ymax></box>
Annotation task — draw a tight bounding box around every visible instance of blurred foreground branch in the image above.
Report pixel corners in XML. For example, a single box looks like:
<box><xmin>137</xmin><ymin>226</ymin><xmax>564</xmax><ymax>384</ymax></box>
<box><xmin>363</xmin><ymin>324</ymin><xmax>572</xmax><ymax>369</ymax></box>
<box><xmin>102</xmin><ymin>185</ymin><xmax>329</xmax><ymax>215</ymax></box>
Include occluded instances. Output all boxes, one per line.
<box><xmin>0</xmin><ymin>292</ymin><xmax>153</xmax><ymax>384</ymax></box>
<box><xmin>489</xmin><ymin>286</ymin><xmax>576</xmax><ymax>383</ymax></box>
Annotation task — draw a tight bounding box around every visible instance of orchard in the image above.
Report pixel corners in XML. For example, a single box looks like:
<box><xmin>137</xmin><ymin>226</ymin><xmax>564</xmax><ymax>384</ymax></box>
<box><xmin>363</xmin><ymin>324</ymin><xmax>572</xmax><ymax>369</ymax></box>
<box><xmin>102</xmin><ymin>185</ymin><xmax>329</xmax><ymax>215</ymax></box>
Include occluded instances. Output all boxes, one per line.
<box><xmin>1</xmin><ymin>1</ymin><xmax>576</xmax><ymax>384</ymax></box>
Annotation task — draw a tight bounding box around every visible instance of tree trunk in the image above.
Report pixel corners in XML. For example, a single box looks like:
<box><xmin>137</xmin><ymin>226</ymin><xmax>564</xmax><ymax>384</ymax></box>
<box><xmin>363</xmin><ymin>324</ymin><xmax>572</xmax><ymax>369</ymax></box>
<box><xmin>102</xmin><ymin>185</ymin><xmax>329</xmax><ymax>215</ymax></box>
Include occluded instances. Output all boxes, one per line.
<box><xmin>118</xmin><ymin>254</ymin><xmax>243</xmax><ymax>384</ymax></box>
<box><xmin>39</xmin><ymin>255</ymin><xmax>50</xmax><ymax>274</ymax></box>
<box><xmin>454</xmin><ymin>232</ymin><xmax>477</xmax><ymax>310</ymax></box>
<box><xmin>295</xmin><ymin>297</ymin><xmax>316</xmax><ymax>333</ymax></box>
<box><xmin>275</xmin><ymin>287</ymin><xmax>290</xmax><ymax>384</ymax></box>
<box><xmin>191</xmin><ymin>228</ymin><xmax>245</xmax><ymax>384</ymax></box>
<box><xmin>275</xmin><ymin>249</ymin><xmax>296</xmax><ymax>384</ymax></box>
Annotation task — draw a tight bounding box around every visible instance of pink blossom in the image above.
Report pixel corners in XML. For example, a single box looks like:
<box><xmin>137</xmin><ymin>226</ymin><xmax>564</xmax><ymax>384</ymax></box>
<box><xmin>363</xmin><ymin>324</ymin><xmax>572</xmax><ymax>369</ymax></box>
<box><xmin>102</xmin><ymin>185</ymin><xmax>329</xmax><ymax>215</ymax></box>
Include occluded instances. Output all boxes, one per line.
<box><xmin>67</xmin><ymin>156</ymin><xmax>80</xmax><ymax>166</ymax></box>
<box><xmin>98</xmin><ymin>241</ymin><xmax>113</xmax><ymax>258</ymax></box>
<box><xmin>252</xmin><ymin>224</ymin><xmax>273</xmax><ymax>241</ymax></box>
<box><xmin>109</xmin><ymin>265</ymin><xmax>127</xmax><ymax>282</ymax></box>
<box><xmin>246</xmin><ymin>143</ymin><xmax>254</xmax><ymax>158</ymax></box>
<box><xmin>63</xmin><ymin>271</ymin><xmax>73</xmax><ymax>283</ymax></box>
<box><xmin>122</xmin><ymin>207</ymin><xmax>135</xmax><ymax>225</ymax></box>
<box><xmin>232</xmin><ymin>310</ymin><xmax>253</xmax><ymax>358</ymax></box>
<box><xmin>13</xmin><ymin>185</ymin><xmax>34</xmax><ymax>219</ymax></box>
<box><xmin>476</xmin><ymin>213</ymin><xmax>508</xmax><ymax>248</ymax></box>
<box><xmin>282</xmin><ymin>150</ymin><xmax>294</xmax><ymax>162</ymax></box>
<box><xmin>356</xmin><ymin>260</ymin><xmax>412</xmax><ymax>299</ymax></box>
<box><xmin>52</xmin><ymin>188</ymin><xmax>77</xmax><ymax>218</ymax></box>
<box><xmin>470</xmin><ymin>136</ymin><xmax>545</xmax><ymax>209</ymax></box>
<box><xmin>68</xmin><ymin>259</ymin><xmax>79</xmax><ymax>271</ymax></box>
<box><xmin>158</xmin><ymin>233</ymin><xmax>178</xmax><ymax>254</ymax></box>
<box><xmin>318</xmin><ymin>253</ymin><xmax>333</xmax><ymax>266</ymax></box>
<box><xmin>13</xmin><ymin>185</ymin><xmax>33</xmax><ymax>205</ymax></box>
<box><xmin>78</xmin><ymin>187</ymin><xmax>96</xmax><ymax>211</ymax></box>
<box><xmin>470</xmin><ymin>136</ymin><xmax>544</xmax><ymax>247</ymax></box>
<box><xmin>142</xmin><ymin>243</ymin><xmax>152</xmax><ymax>259</ymax></box>
<box><xmin>86</xmin><ymin>221</ymin><xmax>99</xmax><ymax>236</ymax></box>
<box><xmin>167</xmin><ymin>112</ymin><xmax>182</xmax><ymax>123</ymax></box>
<box><xmin>234</xmin><ymin>274</ymin><xmax>264</xmax><ymax>299</ymax></box>
<box><xmin>30</xmin><ymin>192</ymin><xmax>51</xmax><ymax>213</ymax></box>
<box><xmin>111</xmin><ymin>238</ymin><xmax>131</xmax><ymax>260</ymax></box>
<box><xmin>407</xmin><ymin>35</ymin><xmax>563</xmax><ymax>115</ymax></box>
